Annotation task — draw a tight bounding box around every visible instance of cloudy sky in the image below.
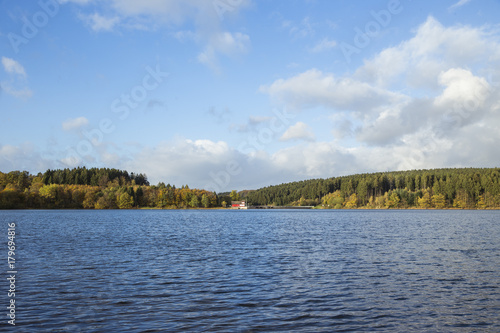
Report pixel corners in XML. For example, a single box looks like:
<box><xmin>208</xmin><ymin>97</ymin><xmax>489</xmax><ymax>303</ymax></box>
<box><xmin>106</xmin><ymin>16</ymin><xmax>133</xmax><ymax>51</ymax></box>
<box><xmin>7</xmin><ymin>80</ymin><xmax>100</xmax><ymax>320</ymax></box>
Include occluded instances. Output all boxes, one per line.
<box><xmin>1</xmin><ymin>0</ymin><xmax>500</xmax><ymax>191</ymax></box>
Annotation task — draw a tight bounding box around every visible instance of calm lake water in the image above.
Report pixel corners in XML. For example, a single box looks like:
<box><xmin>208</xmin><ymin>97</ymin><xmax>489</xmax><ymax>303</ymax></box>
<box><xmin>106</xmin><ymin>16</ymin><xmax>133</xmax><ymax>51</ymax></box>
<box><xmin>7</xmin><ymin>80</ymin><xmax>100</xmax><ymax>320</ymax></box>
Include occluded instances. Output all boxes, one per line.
<box><xmin>2</xmin><ymin>209</ymin><xmax>500</xmax><ymax>332</ymax></box>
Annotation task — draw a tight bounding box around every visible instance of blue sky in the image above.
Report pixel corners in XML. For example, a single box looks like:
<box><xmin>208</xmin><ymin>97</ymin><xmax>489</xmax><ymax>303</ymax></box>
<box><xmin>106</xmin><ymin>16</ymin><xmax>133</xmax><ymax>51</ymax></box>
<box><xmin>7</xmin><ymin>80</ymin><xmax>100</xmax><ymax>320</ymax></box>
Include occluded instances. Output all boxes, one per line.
<box><xmin>1</xmin><ymin>0</ymin><xmax>500</xmax><ymax>191</ymax></box>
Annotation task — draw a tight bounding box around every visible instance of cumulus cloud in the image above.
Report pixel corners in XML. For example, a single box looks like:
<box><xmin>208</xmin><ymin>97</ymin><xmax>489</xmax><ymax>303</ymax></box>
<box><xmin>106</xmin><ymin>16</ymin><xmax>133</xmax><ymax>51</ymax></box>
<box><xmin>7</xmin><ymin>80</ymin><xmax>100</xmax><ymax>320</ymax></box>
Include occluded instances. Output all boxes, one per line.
<box><xmin>354</xmin><ymin>16</ymin><xmax>495</xmax><ymax>89</ymax></box>
<box><xmin>349</xmin><ymin>15</ymin><xmax>500</xmax><ymax>149</ymax></box>
<box><xmin>434</xmin><ymin>68</ymin><xmax>490</xmax><ymax>110</ymax></box>
<box><xmin>0</xmin><ymin>144</ymin><xmax>59</xmax><ymax>173</ymax></box>
<box><xmin>260</xmin><ymin>68</ymin><xmax>405</xmax><ymax>112</ymax></box>
<box><xmin>122</xmin><ymin>139</ymin><xmax>356</xmax><ymax>190</ymax></box>
<box><xmin>122</xmin><ymin>139</ymin><xmax>288</xmax><ymax>190</ymax></box>
<box><xmin>62</xmin><ymin>117</ymin><xmax>89</xmax><ymax>131</ymax></box>
<box><xmin>123</xmin><ymin>139</ymin><xmax>234</xmax><ymax>186</ymax></box>
<box><xmin>272</xmin><ymin>142</ymin><xmax>357</xmax><ymax>177</ymax></box>
<box><xmin>8</xmin><ymin>130</ymin><xmax>500</xmax><ymax>192</ymax></box>
<box><xmin>2</xmin><ymin>57</ymin><xmax>26</xmax><ymax>77</ymax></box>
<box><xmin>5</xmin><ymin>16</ymin><xmax>500</xmax><ymax>190</ymax></box>
<box><xmin>119</xmin><ymin>139</ymin><xmax>386</xmax><ymax>190</ymax></box>
<box><xmin>258</xmin><ymin>16</ymin><xmax>500</xmax><ymax>183</ymax></box>
<box><xmin>51</xmin><ymin>18</ymin><xmax>497</xmax><ymax>190</ymax></box>
<box><xmin>280</xmin><ymin>122</ymin><xmax>315</xmax><ymax>142</ymax></box>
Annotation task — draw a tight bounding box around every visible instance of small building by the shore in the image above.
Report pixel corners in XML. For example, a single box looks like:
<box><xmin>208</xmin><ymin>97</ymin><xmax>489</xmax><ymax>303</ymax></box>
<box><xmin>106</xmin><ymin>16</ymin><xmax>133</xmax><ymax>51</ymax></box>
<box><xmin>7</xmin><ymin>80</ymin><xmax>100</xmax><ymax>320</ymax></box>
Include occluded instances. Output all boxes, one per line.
<box><xmin>231</xmin><ymin>201</ymin><xmax>248</xmax><ymax>209</ymax></box>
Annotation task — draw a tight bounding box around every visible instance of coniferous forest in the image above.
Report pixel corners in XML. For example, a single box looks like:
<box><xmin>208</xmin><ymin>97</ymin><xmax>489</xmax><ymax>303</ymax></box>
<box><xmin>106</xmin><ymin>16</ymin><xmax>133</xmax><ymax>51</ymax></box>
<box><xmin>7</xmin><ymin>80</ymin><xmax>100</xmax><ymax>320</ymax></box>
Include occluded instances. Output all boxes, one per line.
<box><xmin>245</xmin><ymin>168</ymin><xmax>500</xmax><ymax>209</ymax></box>
<box><xmin>1</xmin><ymin>167</ymin><xmax>499</xmax><ymax>209</ymax></box>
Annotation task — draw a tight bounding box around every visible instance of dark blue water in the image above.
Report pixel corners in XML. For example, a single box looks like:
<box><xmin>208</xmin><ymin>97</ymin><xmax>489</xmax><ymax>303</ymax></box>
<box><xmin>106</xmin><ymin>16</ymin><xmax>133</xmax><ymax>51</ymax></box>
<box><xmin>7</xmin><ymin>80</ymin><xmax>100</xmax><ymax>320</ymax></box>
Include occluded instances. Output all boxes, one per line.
<box><xmin>2</xmin><ymin>209</ymin><xmax>500</xmax><ymax>332</ymax></box>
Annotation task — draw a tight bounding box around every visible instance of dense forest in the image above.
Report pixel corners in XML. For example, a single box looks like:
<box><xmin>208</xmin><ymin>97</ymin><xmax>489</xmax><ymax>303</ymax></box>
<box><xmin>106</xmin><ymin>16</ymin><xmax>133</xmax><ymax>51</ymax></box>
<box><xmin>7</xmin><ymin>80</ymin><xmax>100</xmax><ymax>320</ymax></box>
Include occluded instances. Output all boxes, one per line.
<box><xmin>0</xmin><ymin>167</ymin><xmax>228</xmax><ymax>209</ymax></box>
<box><xmin>41</xmin><ymin>167</ymin><xmax>150</xmax><ymax>187</ymax></box>
<box><xmin>1</xmin><ymin>167</ymin><xmax>499</xmax><ymax>209</ymax></box>
<box><xmin>245</xmin><ymin>168</ymin><xmax>500</xmax><ymax>209</ymax></box>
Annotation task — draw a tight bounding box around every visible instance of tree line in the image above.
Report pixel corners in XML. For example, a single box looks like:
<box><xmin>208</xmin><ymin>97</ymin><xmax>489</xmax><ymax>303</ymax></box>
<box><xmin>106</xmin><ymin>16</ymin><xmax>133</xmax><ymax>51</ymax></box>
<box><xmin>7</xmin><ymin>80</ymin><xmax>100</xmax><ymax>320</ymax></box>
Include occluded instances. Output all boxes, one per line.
<box><xmin>2</xmin><ymin>167</ymin><xmax>500</xmax><ymax>209</ymax></box>
<box><xmin>0</xmin><ymin>168</ymin><xmax>224</xmax><ymax>209</ymax></box>
<box><xmin>245</xmin><ymin>168</ymin><xmax>500</xmax><ymax>209</ymax></box>
<box><xmin>41</xmin><ymin>167</ymin><xmax>149</xmax><ymax>187</ymax></box>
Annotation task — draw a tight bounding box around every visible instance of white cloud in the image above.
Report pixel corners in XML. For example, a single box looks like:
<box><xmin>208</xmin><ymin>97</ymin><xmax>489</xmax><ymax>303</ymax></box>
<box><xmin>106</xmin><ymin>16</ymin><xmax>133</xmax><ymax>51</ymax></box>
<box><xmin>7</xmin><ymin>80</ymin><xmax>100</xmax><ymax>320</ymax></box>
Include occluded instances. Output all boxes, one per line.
<box><xmin>274</xmin><ymin>143</ymin><xmax>360</xmax><ymax>178</ymax></box>
<box><xmin>5</xmin><ymin>16</ymin><xmax>500</xmax><ymax>190</ymax></box>
<box><xmin>1</xmin><ymin>57</ymin><xmax>32</xmax><ymax>98</ymax></box>
<box><xmin>349</xmin><ymin>17</ymin><xmax>500</xmax><ymax>149</ymax></box>
<box><xmin>122</xmin><ymin>139</ymin><xmax>356</xmax><ymax>190</ymax></box>
<box><xmin>260</xmin><ymin>68</ymin><xmax>405</xmax><ymax>112</ymax></box>
<box><xmin>434</xmin><ymin>68</ymin><xmax>490</xmax><ymax>111</ymax></box>
<box><xmin>123</xmin><ymin>139</ymin><xmax>243</xmax><ymax>189</ymax></box>
<box><xmin>215</xmin><ymin>32</ymin><xmax>250</xmax><ymax>55</ymax></box>
<box><xmin>62</xmin><ymin>117</ymin><xmax>89</xmax><ymax>131</ymax></box>
<box><xmin>356</xmin><ymin>109</ymin><xmax>408</xmax><ymax>146</ymax></box>
<box><xmin>132</xmin><ymin>140</ymin><xmax>347</xmax><ymax>189</ymax></box>
<box><xmin>67</xmin><ymin>0</ymin><xmax>252</xmax><ymax>69</ymax></box>
<box><xmin>310</xmin><ymin>38</ymin><xmax>337</xmax><ymax>53</ymax></box>
<box><xmin>262</xmin><ymin>17</ymin><xmax>500</xmax><ymax>147</ymax></box>
<box><xmin>280</xmin><ymin>122</ymin><xmax>315</xmax><ymax>142</ymax></box>
<box><xmin>284</xmin><ymin>16</ymin><xmax>315</xmax><ymax>39</ymax></box>
<box><xmin>255</xmin><ymin>16</ymin><xmax>500</xmax><ymax>182</ymax></box>
<box><xmin>355</xmin><ymin>16</ymin><xmax>494</xmax><ymax>89</ymax></box>
<box><xmin>172</xmin><ymin>30</ymin><xmax>198</xmax><ymax>43</ymax></box>
<box><xmin>109</xmin><ymin>0</ymin><xmax>211</xmax><ymax>23</ymax></box>
<box><xmin>0</xmin><ymin>143</ymin><xmax>59</xmax><ymax>173</ymax></box>
<box><xmin>449</xmin><ymin>0</ymin><xmax>472</xmax><ymax>10</ymax></box>
<box><xmin>80</xmin><ymin>13</ymin><xmax>120</xmax><ymax>32</ymax></box>
<box><xmin>6</xmin><ymin>122</ymin><xmax>500</xmax><ymax>191</ymax></box>
<box><xmin>0</xmin><ymin>84</ymin><xmax>33</xmax><ymax>99</ymax></box>
<box><xmin>2</xmin><ymin>57</ymin><xmax>26</xmax><ymax>77</ymax></box>
<box><xmin>198</xmin><ymin>31</ymin><xmax>250</xmax><ymax>69</ymax></box>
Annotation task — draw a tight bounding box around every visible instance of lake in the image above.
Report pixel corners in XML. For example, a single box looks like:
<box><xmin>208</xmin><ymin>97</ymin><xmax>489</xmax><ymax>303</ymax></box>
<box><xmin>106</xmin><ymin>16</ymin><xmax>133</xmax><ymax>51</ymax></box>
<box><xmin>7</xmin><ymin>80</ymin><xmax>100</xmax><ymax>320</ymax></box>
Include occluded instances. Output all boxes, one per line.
<box><xmin>3</xmin><ymin>209</ymin><xmax>500</xmax><ymax>332</ymax></box>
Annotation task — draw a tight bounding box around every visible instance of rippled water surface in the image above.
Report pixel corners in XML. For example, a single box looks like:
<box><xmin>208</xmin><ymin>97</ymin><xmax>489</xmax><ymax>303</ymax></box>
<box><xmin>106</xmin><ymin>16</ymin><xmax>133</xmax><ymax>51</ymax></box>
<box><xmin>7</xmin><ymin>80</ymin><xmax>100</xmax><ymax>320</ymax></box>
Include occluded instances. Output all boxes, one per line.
<box><xmin>3</xmin><ymin>209</ymin><xmax>500</xmax><ymax>332</ymax></box>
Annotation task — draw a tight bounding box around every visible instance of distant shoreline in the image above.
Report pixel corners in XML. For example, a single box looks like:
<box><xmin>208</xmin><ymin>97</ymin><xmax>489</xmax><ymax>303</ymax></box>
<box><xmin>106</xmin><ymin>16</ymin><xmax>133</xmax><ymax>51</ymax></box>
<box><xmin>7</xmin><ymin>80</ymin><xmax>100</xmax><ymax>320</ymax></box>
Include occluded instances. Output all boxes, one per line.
<box><xmin>2</xmin><ymin>207</ymin><xmax>499</xmax><ymax>211</ymax></box>
<box><xmin>2</xmin><ymin>167</ymin><xmax>500</xmax><ymax>210</ymax></box>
